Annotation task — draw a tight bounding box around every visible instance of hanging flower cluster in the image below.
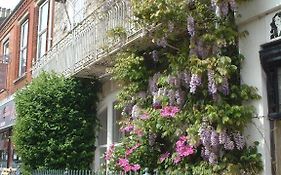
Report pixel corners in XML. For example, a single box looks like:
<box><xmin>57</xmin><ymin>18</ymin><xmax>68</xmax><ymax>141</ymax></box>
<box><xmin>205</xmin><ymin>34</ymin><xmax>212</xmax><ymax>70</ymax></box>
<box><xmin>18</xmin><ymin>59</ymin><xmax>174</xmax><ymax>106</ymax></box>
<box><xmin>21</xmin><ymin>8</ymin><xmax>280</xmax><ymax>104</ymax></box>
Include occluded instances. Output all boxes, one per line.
<box><xmin>199</xmin><ymin>124</ymin><xmax>245</xmax><ymax>164</ymax></box>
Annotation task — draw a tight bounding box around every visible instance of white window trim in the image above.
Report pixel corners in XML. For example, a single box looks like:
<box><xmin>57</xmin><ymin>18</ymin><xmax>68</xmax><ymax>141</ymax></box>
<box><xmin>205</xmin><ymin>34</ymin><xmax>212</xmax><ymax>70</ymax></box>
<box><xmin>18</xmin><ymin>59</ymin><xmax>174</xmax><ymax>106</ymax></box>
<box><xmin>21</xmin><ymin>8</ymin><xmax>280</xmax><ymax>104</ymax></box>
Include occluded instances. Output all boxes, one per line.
<box><xmin>2</xmin><ymin>38</ymin><xmax>9</xmax><ymax>64</ymax></box>
<box><xmin>37</xmin><ymin>0</ymin><xmax>49</xmax><ymax>59</ymax></box>
<box><xmin>18</xmin><ymin>19</ymin><xmax>29</xmax><ymax>77</ymax></box>
<box><xmin>95</xmin><ymin>91</ymin><xmax>119</xmax><ymax>171</ymax></box>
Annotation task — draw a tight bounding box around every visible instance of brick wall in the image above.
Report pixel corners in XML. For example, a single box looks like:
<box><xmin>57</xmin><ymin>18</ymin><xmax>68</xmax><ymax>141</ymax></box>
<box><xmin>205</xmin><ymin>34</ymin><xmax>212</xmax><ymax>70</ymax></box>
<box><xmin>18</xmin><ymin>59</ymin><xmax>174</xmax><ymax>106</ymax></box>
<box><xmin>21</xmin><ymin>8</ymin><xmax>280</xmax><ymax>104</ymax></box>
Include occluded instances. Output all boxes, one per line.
<box><xmin>0</xmin><ymin>0</ymin><xmax>40</xmax><ymax>99</ymax></box>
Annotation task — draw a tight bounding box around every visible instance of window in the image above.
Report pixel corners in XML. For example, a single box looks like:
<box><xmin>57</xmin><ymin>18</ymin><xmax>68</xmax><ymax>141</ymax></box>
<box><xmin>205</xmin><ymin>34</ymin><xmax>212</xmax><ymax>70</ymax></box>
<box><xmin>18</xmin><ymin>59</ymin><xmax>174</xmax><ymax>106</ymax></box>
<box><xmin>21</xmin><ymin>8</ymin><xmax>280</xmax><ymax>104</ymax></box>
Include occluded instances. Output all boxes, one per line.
<box><xmin>0</xmin><ymin>39</ymin><xmax>9</xmax><ymax>90</ymax></box>
<box><xmin>3</xmin><ymin>40</ymin><xmax>9</xmax><ymax>64</ymax></box>
<box><xmin>98</xmin><ymin>108</ymin><xmax>107</xmax><ymax>146</ymax></box>
<box><xmin>113</xmin><ymin>102</ymin><xmax>122</xmax><ymax>143</ymax></box>
<box><xmin>95</xmin><ymin>108</ymin><xmax>107</xmax><ymax>169</ymax></box>
<box><xmin>19</xmin><ymin>20</ymin><xmax>28</xmax><ymax>77</ymax></box>
<box><xmin>66</xmin><ymin>0</ymin><xmax>85</xmax><ymax>28</ymax></box>
<box><xmin>37</xmin><ymin>1</ymin><xmax>49</xmax><ymax>59</ymax></box>
<box><xmin>260</xmin><ymin>39</ymin><xmax>281</xmax><ymax>175</ymax></box>
<box><xmin>94</xmin><ymin>94</ymin><xmax>122</xmax><ymax>171</ymax></box>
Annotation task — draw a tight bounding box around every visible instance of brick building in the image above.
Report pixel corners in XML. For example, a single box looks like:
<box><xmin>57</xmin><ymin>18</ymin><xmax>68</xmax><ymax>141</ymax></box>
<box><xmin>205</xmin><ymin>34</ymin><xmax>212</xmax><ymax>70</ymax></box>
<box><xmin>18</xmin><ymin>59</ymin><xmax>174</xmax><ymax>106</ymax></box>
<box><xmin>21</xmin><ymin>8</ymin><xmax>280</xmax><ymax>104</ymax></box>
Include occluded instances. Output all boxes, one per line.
<box><xmin>0</xmin><ymin>0</ymin><xmax>54</xmax><ymax>168</ymax></box>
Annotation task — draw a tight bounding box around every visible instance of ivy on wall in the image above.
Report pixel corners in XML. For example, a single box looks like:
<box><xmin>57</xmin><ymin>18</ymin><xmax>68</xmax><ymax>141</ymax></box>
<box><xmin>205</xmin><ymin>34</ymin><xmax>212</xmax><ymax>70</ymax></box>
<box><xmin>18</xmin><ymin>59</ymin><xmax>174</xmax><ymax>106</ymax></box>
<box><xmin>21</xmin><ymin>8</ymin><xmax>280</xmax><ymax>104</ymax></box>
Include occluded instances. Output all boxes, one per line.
<box><xmin>107</xmin><ymin>0</ymin><xmax>263</xmax><ymax>174</ymax></box>
<box><xmin>13</xmin><ymin>72</ymin><xmax>100</xmax><ymax>173</ymax></box>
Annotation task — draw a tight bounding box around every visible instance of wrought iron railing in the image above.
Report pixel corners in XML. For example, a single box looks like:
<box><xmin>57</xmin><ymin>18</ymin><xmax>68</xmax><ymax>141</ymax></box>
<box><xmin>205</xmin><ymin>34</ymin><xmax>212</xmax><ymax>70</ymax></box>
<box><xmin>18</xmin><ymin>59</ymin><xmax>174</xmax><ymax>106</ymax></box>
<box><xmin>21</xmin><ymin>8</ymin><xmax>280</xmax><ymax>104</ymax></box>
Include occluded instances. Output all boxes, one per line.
<box><xmin>32</xmin><ymin>0</ymin><xmax>142</xmax><ymax>78</ymax></box>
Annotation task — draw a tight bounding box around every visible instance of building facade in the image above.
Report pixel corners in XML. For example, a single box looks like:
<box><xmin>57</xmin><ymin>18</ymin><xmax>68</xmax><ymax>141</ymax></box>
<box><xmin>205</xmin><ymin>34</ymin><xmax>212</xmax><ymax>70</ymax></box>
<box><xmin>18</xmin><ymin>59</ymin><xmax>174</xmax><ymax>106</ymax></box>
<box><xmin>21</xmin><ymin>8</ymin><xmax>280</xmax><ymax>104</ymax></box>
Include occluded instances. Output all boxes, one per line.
<box><xmin>0</xmin><ymin>0</ymin><xmax>54</xmax><ymax>168</ymax></box>
<box><xmin>0</xmin><ymin>0</ymin><xmax>280</xmax><ymax>174</ymax></box>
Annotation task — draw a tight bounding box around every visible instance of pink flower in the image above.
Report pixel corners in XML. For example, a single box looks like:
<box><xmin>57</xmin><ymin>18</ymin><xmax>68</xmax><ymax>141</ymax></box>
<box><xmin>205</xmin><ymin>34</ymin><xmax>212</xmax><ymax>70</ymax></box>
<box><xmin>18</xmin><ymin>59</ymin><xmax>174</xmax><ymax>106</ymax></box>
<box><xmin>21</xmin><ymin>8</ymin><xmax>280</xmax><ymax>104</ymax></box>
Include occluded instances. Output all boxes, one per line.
<box><xmin>177</xmin><ymin>146</ymin><xmax>194</xmax><ymax>157</ymax></box>
<box><xmin>120</xmin><ymin>124</ymin><xmax>134</xmax><ymax>133</ymax></box>
<box><xmin>104</xmin><ymin>144</ymin><xmax>115</xmax><ymax>160</ymax></box>
<box><xmin>160</xmin><ymin>106</ymin><xmax>180</xmax><ymax>118</ymax></box>
<box><xmin>118</xmin><ymin>158</ymin><xmax>141</xmax><ymax>172</ymax></box>
<box><xmin>123</xmin><ymin>164</ymin><xmax>132</xmax><ymax>172</ymax></box>
<box><xmin>173</xmin><ymin>156</ymin><xmax>182</xmax><ymax>164</ymax></box>
<box><xmin>159</xmin><ymin>152</ymin><xmax>170</xmax><ymax>163</ymax></box>
<box><xmin>174</xmin><ymin>135</ymin><xmax>194</xmax><ymax>162</ymax></box>
<box><xmin>131</xmin><ymin>164</ymin><xmax>141</xmax><ymax>171</ymax></box>
<box><xmin>126</xmin><ymin>143</ymin><xmax>141</xmax><ymax>156</ymax></box>
<box><xmin>118</xmin><ymin>158</ymin><xmax>129</xmax><ymax>167</ymax></box>
<box><xmin>176</xmin><ymin>136</ymin><xmax>187</xmax><ymax>146</ymax></box>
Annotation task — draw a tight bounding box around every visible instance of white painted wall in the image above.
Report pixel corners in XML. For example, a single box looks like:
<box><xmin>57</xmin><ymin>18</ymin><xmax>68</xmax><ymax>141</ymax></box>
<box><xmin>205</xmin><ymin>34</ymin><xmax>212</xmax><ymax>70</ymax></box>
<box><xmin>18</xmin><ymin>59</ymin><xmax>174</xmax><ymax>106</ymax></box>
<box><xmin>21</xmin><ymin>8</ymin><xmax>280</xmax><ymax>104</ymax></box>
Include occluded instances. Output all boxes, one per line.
<box><xmin>238</xmin><ymin>1</ymin><xmax>281</xmax><ymax>174</ymax></box>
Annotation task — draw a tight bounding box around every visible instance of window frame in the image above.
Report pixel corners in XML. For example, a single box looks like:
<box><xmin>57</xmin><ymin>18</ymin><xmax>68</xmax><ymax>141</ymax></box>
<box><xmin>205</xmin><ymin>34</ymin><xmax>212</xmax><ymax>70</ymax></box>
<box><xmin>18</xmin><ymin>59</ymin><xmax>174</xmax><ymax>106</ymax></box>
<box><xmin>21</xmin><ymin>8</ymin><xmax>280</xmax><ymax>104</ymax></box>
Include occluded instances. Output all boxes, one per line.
<box><xmin>2</xmin><ymin>39</ymin><xmax>9</xmax><ymax>64</ymax></box>
<box><xmin>94</xmin><ymin>92</ymin><xmax>122</xmax><ymax>171</ymax></box>
<box><xmin>260</xmin><ymin>39</ymin><xmax>281</xmax><ymax>175</ymax></box>
<box><xmin>18</xmin><ymin>19</ymin><xmax>29</xmax><ymax>77</ymax></box>
<box><xmin>37</xmin><ymin>0</ymin><xmax>49</xmax><ymax>59</ymax></box>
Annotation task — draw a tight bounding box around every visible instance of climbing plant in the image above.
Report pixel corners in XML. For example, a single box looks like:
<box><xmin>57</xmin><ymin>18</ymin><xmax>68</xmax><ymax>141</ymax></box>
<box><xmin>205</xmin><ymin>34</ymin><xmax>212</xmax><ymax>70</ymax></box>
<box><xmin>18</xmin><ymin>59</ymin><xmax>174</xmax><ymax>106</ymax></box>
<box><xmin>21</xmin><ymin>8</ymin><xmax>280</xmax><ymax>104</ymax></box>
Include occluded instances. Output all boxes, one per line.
<box><xmin>13</xmin><ymin>72</ymin><xmax>100</xmax><ymax>173</ymax></box>
<box><xmin>107</xmin><ymin>0</ymin><xmax>263</xmax><ymax>174</ymax></box>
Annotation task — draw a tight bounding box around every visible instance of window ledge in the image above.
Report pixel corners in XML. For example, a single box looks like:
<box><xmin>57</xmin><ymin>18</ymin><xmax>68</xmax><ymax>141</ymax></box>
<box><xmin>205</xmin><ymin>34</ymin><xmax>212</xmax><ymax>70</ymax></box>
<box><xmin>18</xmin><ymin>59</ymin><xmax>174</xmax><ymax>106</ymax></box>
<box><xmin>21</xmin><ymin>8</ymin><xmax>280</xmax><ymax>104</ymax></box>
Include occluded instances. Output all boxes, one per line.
<box><xmin>13</xmin><ymin>73</ymin><xmax>27</xmax><ymax>84</ymax></box>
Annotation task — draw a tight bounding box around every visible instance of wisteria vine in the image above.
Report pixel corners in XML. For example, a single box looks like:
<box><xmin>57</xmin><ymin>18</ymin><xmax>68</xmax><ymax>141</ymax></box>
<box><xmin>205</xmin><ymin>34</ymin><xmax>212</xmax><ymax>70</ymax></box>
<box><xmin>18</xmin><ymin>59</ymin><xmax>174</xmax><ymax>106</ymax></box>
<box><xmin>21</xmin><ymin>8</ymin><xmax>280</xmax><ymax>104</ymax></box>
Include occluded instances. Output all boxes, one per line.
<box><xmin>107</xmin><ymin>0</ymin><xmax>263</xmax><ymax>174</ymax></box>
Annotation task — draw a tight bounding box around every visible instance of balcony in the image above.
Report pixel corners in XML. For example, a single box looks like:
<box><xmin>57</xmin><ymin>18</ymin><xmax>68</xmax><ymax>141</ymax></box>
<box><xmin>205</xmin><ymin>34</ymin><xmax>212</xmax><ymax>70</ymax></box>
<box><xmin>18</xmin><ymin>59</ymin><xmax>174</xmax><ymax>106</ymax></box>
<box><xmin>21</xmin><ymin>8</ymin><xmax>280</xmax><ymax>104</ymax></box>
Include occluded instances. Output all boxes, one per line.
<box><xmin>32</xmin><ymin>0</ymin><xmax>145</xmax><ymax>78</ymax></box>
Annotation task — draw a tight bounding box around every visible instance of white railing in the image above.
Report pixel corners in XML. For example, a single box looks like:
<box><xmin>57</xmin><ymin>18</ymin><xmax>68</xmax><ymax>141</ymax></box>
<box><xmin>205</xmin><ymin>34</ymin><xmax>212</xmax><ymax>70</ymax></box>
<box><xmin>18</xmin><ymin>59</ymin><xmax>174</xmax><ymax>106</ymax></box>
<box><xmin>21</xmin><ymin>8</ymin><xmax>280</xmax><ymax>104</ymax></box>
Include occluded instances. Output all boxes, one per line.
<box><xmin>32</xmin><ymin>0</ymin><xmax>142</xmax><ymax>78</ymax></box>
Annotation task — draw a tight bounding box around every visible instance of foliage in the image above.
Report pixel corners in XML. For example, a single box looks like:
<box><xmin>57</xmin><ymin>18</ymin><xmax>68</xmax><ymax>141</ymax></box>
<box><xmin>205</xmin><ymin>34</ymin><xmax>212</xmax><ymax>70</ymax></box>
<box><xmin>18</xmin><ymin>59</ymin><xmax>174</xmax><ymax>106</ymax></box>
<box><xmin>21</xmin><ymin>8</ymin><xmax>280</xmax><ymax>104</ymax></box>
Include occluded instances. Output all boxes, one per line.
<box><xmin>107</xmin><ymin>0</ymin><xmax>263</xmax><ymax>174</ymax></box>
<box><xmin>13</xmin><ymin>72</ymin><xmax>100</xmax><ymax>172</ymax></box>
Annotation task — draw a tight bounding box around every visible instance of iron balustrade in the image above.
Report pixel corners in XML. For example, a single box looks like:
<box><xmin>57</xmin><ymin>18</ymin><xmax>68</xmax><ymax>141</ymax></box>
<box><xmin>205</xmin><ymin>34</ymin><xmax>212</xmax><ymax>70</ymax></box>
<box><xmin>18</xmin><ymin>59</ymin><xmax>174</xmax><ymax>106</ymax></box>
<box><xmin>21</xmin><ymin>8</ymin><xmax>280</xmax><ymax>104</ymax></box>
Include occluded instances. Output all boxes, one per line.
<box><xmin>32</xmin><ymin>0</ymin><xmax>141</xmax><ymax>78</ymax></box>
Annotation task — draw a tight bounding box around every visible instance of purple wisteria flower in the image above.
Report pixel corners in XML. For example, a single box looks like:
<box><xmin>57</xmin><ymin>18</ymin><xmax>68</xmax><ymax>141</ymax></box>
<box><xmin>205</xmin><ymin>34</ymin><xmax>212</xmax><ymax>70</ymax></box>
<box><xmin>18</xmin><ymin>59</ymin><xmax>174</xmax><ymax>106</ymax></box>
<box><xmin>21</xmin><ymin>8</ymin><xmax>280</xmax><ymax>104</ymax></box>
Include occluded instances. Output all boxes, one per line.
<box><xmin>175</xmin><ymin>90</ymin><xmax>185</xmax><ymax>107</ymax></box>
<box><xmin>210</xmin><ymin>130</ymin><xmax>219</xmax><ymax>146</ymax></box>
<box><xmin>209</xmin><ymin>152</ymin><xmax>218</xmax><ymax>164</ymax></box>
<box><xmin>187</xmin><ymin>16</ymin><xmax>195</xmax><ymax>37</ymax></box>
<box><xmin>189</xmin><ymin>74</ymin><xmax>201</xmax><ymax>93</ymax></box>
<box><xmin>199</xmin><ymin>126</ymin><xmax>211</xmax><ymax>147</ymax></box>
<box><xmin>208</xmin><ymin>70</ymin><xmax>217</xmax><ymax>95</ymax></box>
<box><xmin>224</xmin><ymin>135</ymin><xmax>235</xmax><ymax>150</ymax></box>
<box><xmin>149</xmin><ymin>73</ymin><xmax>161</xmax><ymax>94</ymax></box>
<box><xmin>233</xmin><ymin>132</ymin><xmax>245</xmax><ymax>150</ymax></box>
<box><xmin>219</xmin><ymin>1</ymin><xmax>229</xmax><ymax>17</ymax></box>
<box><xmin>131</xmin><ymin>104</ymin><xmax>140</xmax><ymax>119</ymax></box>
<box><xmin>219</xmin><ymin>130</ymin><xmax>227</xmax><ymax>144</ymax></box>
